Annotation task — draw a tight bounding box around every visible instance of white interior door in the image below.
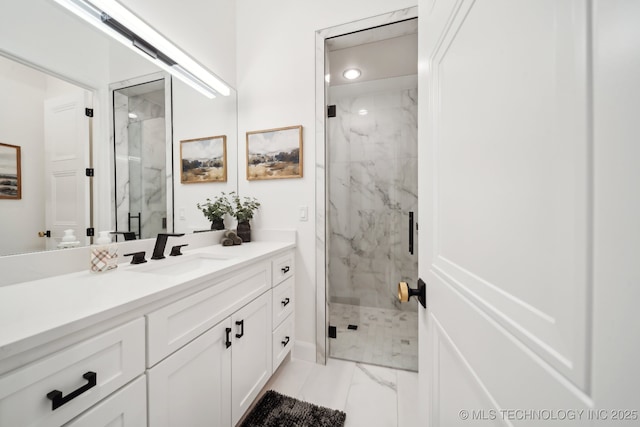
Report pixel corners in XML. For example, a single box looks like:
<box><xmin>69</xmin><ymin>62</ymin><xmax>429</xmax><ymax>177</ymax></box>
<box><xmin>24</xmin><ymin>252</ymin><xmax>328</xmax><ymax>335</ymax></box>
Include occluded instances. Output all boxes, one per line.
<box><xmin>417</xmin><ymin>0</ymin><xmax>640</xmax><ymax>425</ymax></box>
<box><xmin>44</xmin><ymin>93</ymin><xmax>91</xmax><ymax>249</ymax></box>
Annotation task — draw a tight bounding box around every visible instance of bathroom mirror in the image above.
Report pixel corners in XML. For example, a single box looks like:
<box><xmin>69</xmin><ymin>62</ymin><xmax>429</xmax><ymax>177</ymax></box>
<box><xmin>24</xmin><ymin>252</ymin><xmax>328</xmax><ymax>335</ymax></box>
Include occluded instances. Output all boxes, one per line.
<box><xmin>0</xmin><ymin>0</ymin><xmax>238</xmax><ymax>256</ymax></box>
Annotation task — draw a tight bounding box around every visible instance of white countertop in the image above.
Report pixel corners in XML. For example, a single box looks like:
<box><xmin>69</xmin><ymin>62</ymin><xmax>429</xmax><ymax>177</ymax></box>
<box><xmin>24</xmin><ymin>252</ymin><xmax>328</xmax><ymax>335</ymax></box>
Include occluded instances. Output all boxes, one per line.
<box><xmin>0</xmin><ymin>241</ymin><xmax>294</xmax><ymax>362</ymax></box>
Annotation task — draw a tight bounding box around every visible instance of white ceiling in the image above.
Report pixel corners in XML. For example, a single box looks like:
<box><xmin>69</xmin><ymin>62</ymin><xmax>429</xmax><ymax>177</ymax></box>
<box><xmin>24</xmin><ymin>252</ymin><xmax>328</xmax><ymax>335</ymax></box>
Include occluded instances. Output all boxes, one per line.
<box><xmin>327</xmin><ymin>19</ymin><xmax>418</xmax><ymax>86</ymax></box>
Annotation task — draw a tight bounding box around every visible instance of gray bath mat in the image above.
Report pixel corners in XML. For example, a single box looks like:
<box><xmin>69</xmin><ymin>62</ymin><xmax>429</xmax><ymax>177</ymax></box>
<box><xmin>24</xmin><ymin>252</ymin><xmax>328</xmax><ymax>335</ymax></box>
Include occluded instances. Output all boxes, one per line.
<box><xmin>240</xmin><ymin>390</ymin><xmax>346</xmax><ymax>427</ymax></box>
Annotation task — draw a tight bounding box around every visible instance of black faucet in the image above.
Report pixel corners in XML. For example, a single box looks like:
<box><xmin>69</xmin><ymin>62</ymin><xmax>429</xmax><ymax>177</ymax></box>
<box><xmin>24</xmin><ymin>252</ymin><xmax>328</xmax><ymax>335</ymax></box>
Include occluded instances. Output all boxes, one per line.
<box><xmin>151</xmin><ymin>233</ymin><xmax>185</xmax><ymax>260</ymax></box>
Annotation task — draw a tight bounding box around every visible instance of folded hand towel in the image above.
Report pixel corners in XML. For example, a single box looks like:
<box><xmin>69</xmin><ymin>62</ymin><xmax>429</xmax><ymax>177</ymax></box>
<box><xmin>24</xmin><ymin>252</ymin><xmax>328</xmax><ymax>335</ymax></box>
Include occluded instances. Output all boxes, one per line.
<box><xmin>225</xmin><ymin>230</ymin><xmax>243</xmax><ymax>245</ymax></box>
<box><xmin>221</xmin><ymin>237</ymin><xmax>234</xmax><ymax>246</ymax></box>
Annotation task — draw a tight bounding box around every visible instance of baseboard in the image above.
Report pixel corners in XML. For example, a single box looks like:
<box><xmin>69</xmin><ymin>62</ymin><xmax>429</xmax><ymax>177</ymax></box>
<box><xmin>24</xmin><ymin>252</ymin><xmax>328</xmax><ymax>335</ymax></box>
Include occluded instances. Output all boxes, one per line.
<box><xmin>293</xmin><ymin>340</ymin><xmax>316</xmax><ymax>363</ymax></box>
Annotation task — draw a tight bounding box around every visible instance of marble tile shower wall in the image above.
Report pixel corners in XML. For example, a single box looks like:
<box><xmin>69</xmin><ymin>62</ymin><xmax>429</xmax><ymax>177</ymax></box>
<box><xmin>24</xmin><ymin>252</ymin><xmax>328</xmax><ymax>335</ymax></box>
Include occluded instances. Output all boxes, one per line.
<box><xmin>115</xmin><ymin>93</ymin><xmax>166</xmax><ymax>239</ymax></box>
<box><xmin>328</xmin><ymin>78</ymin><xmax>418</xmax><ymax>312</ymax></box>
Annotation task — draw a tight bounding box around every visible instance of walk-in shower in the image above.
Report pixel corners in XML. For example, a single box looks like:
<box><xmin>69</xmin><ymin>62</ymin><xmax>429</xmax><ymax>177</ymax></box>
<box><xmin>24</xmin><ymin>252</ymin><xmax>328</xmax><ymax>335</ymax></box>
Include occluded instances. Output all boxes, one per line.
<box><xmin>113</xmin><ymin>77</ymin><xmax>171</xmax><ymax>240</ymax></box>
<box><xmin>326</xmin><ymin>19</ymin><xmax>419</xmax><ymax>371</ymax></box>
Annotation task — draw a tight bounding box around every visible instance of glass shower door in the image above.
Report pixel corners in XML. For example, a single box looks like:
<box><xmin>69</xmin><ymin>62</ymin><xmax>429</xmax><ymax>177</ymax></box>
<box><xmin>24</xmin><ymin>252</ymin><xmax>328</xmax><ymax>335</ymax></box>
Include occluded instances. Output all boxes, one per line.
<box><xmin>327</xmin><ymin>79</ymin><xmax>419</xmax><ymax>371</ymax></box>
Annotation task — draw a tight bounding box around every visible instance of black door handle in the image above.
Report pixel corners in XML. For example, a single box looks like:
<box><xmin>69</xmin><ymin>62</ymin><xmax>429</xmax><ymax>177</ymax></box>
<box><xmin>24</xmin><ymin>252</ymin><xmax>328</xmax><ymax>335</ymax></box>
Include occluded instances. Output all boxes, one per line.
<box><xmin>281</xmin><ymin>336</ymin><xmax>290</xmax><ymax>347</ymax></box>
<box><xmin>46</xmin><ymin>371</ymin><xmax>97</xmax><ymax>411</ymax></box>
<box><xmin>235</xmin><ymin>320</ymin><xmax>244</xmax><ymax>339</ymax></box>
<box><xmin>409</xmin><ymin>211</ymin><xmax>414</xmax><ymax>255</ymax></box>
<box><xmin>281</xmin><ymin>297</ymin><xmax>290</xmax><ymax>307</ymax></box>
<box><xmin>225</xmin><ymin>327</ymin><xmax>232</xmax><ymax>348</ymax></box>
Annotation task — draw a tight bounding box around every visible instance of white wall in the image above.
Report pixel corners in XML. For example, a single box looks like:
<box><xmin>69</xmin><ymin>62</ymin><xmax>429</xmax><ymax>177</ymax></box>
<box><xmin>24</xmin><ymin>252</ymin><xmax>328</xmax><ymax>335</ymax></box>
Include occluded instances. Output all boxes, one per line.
<box><xmin>236</xmin><ymin>0</ymin><xmax>417</xmax><ymax>360</ymax></box>
<box><xmin>119</xmin><ymin>0</ymin><xmax>237</xmax><ymax>88</ymax></box>
<box><xmin>172</xmin><ymin>81</ymin><xmax>239</xmax><ymax>233</ymax></box>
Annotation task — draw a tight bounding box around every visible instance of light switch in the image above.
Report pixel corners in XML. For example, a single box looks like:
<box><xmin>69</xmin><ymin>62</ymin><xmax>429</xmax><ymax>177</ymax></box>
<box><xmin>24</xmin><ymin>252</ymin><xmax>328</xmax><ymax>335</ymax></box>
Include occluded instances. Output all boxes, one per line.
<box><xmin>179</xmin><ymin>208</ymin><xmax>186</xmax><ymax>220</ymax></box>
<box><xmin>299</xmin><ymin>206</ymin><xmax>308</xmax><ymax>222</ymax></box>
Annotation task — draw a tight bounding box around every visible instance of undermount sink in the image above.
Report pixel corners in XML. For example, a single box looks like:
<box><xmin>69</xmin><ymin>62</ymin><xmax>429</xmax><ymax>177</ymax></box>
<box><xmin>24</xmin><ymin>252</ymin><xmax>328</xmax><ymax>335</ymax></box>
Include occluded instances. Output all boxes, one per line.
<box><xmin>133</xmin><ymin>253</ymin><xmax>234</xmax><ymax>276</ymax></box>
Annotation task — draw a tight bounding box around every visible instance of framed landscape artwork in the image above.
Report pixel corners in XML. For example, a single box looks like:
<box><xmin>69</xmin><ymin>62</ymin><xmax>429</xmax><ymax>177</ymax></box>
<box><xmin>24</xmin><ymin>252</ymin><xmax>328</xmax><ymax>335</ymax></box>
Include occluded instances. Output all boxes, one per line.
<box><xmin>0</xmin><ymin>143</ymin><xmax>21</xmax><ymax>199</ymax></box>
<box><xmin>180</xmin><ymin>135</ymin><xmax>227</xmax><ymax>184</ymax></box>
<box><xmin>246</xmin><ymin>125</ymin><xmax>303</xmax><ymax>180</ymax></box>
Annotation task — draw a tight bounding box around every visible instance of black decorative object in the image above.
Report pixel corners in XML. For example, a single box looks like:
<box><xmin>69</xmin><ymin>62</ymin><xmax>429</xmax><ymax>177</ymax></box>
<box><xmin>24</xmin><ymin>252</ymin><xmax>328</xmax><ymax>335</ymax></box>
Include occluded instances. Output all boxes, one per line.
<box><xmin>237</xmin><ymin>220</ymin><xmax>251</xmax><ymax>242</ymax></box>
<box><xmin>239</xmin><ymin>390</ymin><xmax>346</xmax><ymax>427</ymax></box>
<box><xmin>211</xmin><ymin>218</ymin><xmax>225</xmax><ymax>230</ymax></box>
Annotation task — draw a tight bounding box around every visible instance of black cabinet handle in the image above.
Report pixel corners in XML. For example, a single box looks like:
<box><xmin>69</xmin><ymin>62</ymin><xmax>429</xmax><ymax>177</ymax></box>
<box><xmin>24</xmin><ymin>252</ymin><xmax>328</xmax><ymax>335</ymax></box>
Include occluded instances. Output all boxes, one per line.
<box><xmin>46</xmin><ymin>371</ymin><xmax>97</xmax><ymax>411</ymax></box>
<box><xmin>281</xmin><ymin>266</ymin><xmax>290</xmax><ymax>274</ymax></box>
<box><xmin>281</xmin><ymin>297</ymin><xmax>290</xmax><ymax>307</ymax></box>
<box><xmin>281</xmin><ymin>336</ymin><xmax>290</xmax><ymax>347</ymax></box>
<box><xmin>225</xmin><ymin>327</ymin><xmax>232</xmax><ymax>348</ymax></box>
<box><xmin>235</xmin><ymin>320</ymin><xmax>244</xmax><ymax>339</ymax></box>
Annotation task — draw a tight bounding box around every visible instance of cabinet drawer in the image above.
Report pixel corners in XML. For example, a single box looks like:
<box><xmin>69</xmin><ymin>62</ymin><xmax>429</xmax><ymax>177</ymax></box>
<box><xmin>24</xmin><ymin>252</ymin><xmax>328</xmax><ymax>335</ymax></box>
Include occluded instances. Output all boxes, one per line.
<box><xmin>147</xmin><ymin>261</ymin><xmax>270</xmax><ymax>367</ymax></box>
<box><xmin>0</xmin><ymin>318</ymin><xmax>145</xmax><ymax>427</ymax></box>
<box><xmin>64</xmin><ymin>376</ymin><xmax>146</xmax><ymax>427</ymax></box>
<box><xmin>272</xmin><ymin>277</ymin><xmax>294</xmax><ymax>328</ymax></box>
<box><xmin>272</xmin><ymin>251</ymin><xmax>294</xmax><ymax>286</ymax></box>
<box><xmin>272</xmin><ymin>314</ymin><xmax>294</xmax><ymax>372</ymax></box>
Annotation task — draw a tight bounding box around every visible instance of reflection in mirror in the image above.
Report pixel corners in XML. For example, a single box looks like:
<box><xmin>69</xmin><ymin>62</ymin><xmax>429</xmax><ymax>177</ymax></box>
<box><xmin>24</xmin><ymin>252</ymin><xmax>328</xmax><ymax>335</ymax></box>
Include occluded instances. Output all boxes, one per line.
<box><xmin>112</xmin><ymin>75</ymin><xmax>172</xmax><ymax>240</ymax></box>
<box><xmin>0</xmin><ymin>54</ymin><xmax>92</xmax><ymax>255</ymax></box>
<box><xmin>0</xmin><ymin>0</ymin><xmax>238</xmax><ymax>257</ymax></box>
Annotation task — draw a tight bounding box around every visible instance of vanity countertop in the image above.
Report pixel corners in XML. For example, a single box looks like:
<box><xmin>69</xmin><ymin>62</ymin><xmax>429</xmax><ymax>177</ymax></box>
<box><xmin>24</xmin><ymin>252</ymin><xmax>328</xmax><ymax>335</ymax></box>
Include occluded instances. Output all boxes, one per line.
<box><xmin>0</xmin><ymin>241</ymin><xmax>295</xmax><ymax>362</ymax></box>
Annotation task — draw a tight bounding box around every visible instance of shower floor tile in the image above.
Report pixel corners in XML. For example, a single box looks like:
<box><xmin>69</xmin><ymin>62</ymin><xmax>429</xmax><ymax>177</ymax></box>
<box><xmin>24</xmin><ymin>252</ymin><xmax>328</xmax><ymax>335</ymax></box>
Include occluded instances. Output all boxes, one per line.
<box><xmin>329</xmin><ymin>303</ymin><xmax>418</xmax><ymax>371</ymax></box>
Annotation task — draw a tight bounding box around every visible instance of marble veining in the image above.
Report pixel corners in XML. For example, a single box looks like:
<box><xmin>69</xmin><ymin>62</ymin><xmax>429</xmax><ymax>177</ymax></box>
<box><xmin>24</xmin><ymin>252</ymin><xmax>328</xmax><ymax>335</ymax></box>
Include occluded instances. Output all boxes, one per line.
<box><xmin>328</xmin><ymin>77</ymin><xmax>418</xmax><ymax>313</ymax></box>
<box><xmin>115</xmin><ymin>92</ymin><xmax>167</xmax><ymax>239</ymax></box>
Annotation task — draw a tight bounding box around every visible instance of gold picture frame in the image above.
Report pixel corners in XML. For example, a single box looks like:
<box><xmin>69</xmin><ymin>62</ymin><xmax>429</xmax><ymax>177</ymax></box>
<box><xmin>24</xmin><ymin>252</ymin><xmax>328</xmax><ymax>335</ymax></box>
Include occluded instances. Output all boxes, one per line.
<box><xmin>0</xmin><ymin>142</ymin><xmax>21</xmax><ymax>200</ymax></box>
<box><xmin>180</xmin><ymin>135</ymin><xmax>227</xmax><ymax>184</ymax></box>
<box><xmin>246</xmin><ymin>125</ymin><xmax>303</xmax><ymax>180</ymax></box>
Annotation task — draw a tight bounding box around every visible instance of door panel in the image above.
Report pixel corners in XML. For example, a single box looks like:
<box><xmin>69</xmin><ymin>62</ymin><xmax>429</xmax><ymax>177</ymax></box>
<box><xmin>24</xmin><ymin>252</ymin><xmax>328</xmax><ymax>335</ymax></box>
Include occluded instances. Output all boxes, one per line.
<box><xmin>44</xmin><ymin>94</ymin><xmax>90</xmax><ymax>249</ymax></box>
<box><xmin>419</xmin><ymin>0</ymin><xmax>594</xmax><ymax>424</ymax></box>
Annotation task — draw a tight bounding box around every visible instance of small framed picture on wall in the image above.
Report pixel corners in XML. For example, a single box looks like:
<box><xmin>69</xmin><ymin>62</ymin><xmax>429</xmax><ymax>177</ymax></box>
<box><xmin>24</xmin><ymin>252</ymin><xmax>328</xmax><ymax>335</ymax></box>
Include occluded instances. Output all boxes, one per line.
<box><xmin>0</xmin><ymin>142</ymin><xmax>21</xmax><ymax>200</ymax></box>
<box><xmin>246</xmin><ymin>125</ymin><xmax>303</xmax><ymax>180</ymax></box>
<box><xmin>180</xmin><ymin>135</ymin><xmax>227</xmax><ymax>184</ymax></box>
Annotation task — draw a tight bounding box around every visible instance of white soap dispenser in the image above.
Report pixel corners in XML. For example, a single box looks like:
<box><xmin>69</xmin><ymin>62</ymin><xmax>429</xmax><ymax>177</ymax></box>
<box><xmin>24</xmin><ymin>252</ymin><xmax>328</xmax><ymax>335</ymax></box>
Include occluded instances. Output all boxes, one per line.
<box><xmin>90</xmin><ymin>231</ymin><xmax>118</xmax><ymax>273</ymax></box>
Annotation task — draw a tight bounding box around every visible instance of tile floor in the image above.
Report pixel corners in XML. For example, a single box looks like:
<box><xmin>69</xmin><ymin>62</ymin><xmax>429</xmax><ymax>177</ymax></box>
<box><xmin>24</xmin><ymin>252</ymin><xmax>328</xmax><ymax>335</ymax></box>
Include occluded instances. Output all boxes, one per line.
<box><xmin>329</xmin><ymin>303</ymin><xmax>419</xmax><ymax>371</ymax></box>
<box><xmin>257</xmin><ymin>356</ymin><xmax>420</xmax><ymax>427</ymax></box>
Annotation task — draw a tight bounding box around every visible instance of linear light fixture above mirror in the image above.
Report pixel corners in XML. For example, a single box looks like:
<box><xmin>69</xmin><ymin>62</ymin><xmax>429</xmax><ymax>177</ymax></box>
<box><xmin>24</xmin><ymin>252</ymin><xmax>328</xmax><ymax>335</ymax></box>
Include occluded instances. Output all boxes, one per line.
<box><xmin>52</xmin><ymin>0</ymin><xmax>230</xmax><ymax>99</ymax></box>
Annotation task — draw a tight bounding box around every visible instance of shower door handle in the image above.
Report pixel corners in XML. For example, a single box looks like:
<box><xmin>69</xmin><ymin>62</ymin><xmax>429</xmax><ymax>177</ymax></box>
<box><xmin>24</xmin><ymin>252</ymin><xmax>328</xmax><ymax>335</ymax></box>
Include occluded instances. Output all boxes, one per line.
<box><xmin>409</xmin><ymin>212</ymin><xmax>414</xmax><ymax>255</ymax></box>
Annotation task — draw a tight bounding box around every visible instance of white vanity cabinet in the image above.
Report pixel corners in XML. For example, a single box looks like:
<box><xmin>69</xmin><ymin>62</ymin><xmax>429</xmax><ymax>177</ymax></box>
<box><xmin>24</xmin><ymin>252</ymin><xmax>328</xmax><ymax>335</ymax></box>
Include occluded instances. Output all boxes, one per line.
<box><xmin>231</xmin><ymin>291</ymin><xmax>272</xmax><ymax>425</ymax></box>
<box><xmin>147</xmin><ymin>320</ymin><xmax>232</xmax><ymax>427</ymax></box>
<box><xmin>0</xmin><ymin>318</ymin><xmax>145</xmax><ymax>427</ymax></box>
<box><xmin>64</xmin><ymin>376</ymin><xmax>147</xmax><ymax>427</ymax></box>
<box><xmin>0</xmin><ymin>244</ymin><xmax>295</xmax><ymax>427</ymax></box>
<box><xmin>146</xmin><ymin>249</ymin><xmax>294</xmax><ymax>427</ymax></box>
<box><xmin>271</xmin><ymin>254</ymin><xmax>295</xmax><ymax>372</ymax></box>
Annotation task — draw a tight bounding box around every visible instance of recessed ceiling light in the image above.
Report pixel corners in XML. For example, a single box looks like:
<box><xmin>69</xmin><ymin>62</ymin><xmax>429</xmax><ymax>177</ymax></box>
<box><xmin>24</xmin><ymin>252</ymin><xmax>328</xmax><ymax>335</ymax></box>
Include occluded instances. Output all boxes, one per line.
<box><xmin>343</xmin><ymin>68</ymin><xmax>361</xmax><ymax>80</ymax></box>
<box><xmin>128</xmin><ymin>112</ymin><xmax>138</xmax><ymax>119</ymax></box>
<box><xmin>325</xmin><ymin>74</ymin><xmax>331</xmax><ymax>83</ymax></box>
<box><xmin>358</xmin><ymin>109</ymin><xmax>368</xmax><ymax>116</ymax></box>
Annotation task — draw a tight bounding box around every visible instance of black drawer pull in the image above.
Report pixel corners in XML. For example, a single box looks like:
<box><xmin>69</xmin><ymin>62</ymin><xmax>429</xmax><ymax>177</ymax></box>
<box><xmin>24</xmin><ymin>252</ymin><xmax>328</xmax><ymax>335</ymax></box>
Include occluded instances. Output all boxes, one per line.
<box><xmin>225</xmin><ymin>327</ymin><xmax>232</xmax><ymax>348</ymax></box>
<box><xmin>281</xmin><ymin>336</ymin><xmax>290</xmax><ymax>347</ymax></box>
<box><xmin>281</xmin><ymin>297</ymin><xmax>290</xmax><ymax>307</ymax></box>
<box><xmin>46</xmin><ymin>371</ymin><xmax>97</xmax><ymax>411</ymax></box>
<box><xmin>235</xmin><ymin>320</ymin><xmax>244</xmax><ymax>339</ymax></box>
<box><xmin>281</xmin><ymin>266</ymin><xmax>290</xmax><ymax>274</ymax></box>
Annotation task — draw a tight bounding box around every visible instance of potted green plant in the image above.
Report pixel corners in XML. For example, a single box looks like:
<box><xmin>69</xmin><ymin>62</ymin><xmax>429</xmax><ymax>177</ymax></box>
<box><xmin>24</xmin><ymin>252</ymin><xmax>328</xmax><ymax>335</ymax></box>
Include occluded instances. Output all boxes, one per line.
<box><xmin>197</xmin><ymin>193</ymin><xmax>232</xmax><ymax>230</ymax></box>
<box><xmin>230</xmin><ymin>192</ymin><xmax>261</xmax><ymax>242</ymax></box>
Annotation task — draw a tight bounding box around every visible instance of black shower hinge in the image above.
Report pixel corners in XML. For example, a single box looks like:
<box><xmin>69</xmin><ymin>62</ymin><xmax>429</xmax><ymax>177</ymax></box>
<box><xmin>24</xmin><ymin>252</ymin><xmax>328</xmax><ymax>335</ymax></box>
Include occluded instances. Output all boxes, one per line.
<box><xmin>85</xmin><ymin>108</ymin><xmax>94</xmax><ymax>117</ymax></box>
<box><xmin>327</xmin><ymin>105</ymin><xmax>336</xmax><ymax>118</ymax></box>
